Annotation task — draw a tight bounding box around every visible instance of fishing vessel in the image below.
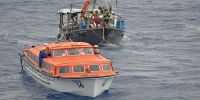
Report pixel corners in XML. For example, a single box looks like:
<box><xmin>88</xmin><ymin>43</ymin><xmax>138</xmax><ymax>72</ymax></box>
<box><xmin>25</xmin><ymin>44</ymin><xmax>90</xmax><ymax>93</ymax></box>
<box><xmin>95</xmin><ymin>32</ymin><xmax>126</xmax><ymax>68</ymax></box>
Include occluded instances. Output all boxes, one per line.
<box><xmin>57</xmin><ymin>0</ymin><xmax>125</xmax><ymax>45</ymax></box>
<box><xmin>19</xmin><ymin>42</ymin><xmax>117</xmax><ymax>97</ymax></box>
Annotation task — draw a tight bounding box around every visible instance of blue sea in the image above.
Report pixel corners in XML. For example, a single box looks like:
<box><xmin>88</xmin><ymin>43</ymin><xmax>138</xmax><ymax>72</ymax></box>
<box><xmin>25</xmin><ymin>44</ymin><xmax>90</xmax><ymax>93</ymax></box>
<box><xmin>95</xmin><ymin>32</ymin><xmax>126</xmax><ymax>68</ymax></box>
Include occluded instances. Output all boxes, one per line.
<box><xmin>1</xmin><ymin>0</ymin><xmax>200</xmax><ymax>100</ymax></box>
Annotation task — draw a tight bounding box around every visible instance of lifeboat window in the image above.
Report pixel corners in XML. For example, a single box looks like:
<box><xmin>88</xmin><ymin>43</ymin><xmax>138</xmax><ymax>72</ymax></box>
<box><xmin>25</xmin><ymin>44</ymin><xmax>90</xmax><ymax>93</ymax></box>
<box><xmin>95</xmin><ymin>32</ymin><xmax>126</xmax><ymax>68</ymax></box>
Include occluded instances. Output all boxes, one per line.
<box><xmin>54</xmin><ymin>50</ymin><xmax>66</xmax><ymax>57</ymax></box>
<box><xmin>34</xmin><ymin>56</ymin><xmax>39</xmax><ymax>63</ymax></box>
<box><xmin>30</xmin><ymin>52</ymin><xmax>35</xmax><ymax>60</ymax></box>
<box><xmin>73</xmin><ymin>66</ymin><xmax>84</xmax><ymax>73</ymax></box>
<box><xmin>42</xmin><ymin>62</ymin><xmax>51</xmax><ymax>70</ymax></box>
<box><xmin>59</xmin><ymin>67</ymin><xmax>70</xmax><ymax>74</ymax></box>
<box><xmin>68</xmin><ymin>49</ymin><xmax>80</xmax><ymax>55</ymax></box>
<box><xmin>28</xmin><ymin>52</ymin><xmax>31</xmax><ymax>58</ymax></box>
<box><xmin>82</xmin><ymin>48</ymin><xmax>93</xmax><ymax>55</ymax></box>
<box><xmin>29</xmin><ymin>52</ymin><xmax>38</xmax><ymax>63</ymax></box>
<box><xmin>103</xmin><ymin>64</ymin><xmax>111</xmax><ymax>71</ymax></box>
<box><xmin>89</xmin><ymin>65</ymin><xmax>100</xmax><ymax>72</ymax></box>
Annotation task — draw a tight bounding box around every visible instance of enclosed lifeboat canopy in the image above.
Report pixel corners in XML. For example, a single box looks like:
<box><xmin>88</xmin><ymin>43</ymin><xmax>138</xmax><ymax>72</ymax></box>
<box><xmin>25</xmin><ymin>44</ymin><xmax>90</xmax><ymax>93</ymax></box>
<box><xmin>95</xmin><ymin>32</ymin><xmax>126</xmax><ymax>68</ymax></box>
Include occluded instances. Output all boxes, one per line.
<box><xmin>24</xmin><ymin>42</ymin><xmax>116</xmax><ymax>79</ymax></box>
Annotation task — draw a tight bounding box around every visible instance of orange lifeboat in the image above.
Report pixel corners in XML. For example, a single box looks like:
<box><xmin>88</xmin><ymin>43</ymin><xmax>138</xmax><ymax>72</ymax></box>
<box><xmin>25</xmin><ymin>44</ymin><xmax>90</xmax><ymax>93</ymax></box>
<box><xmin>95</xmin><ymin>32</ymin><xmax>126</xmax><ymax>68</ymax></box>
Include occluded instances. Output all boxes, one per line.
<box><xmin>19</xmin><ymin>42</ymin><xmax>117</xmax><ymax>97</ymax></box>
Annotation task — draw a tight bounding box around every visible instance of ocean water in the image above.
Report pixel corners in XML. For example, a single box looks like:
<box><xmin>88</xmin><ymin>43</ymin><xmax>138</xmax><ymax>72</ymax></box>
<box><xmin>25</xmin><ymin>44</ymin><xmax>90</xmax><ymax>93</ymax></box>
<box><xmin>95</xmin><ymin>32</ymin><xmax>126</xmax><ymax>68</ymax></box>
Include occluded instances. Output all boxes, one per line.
<box><xmin>1</xmin><ymin>0</ymin><xmax>200</xmax><ymax>100</ymax></box>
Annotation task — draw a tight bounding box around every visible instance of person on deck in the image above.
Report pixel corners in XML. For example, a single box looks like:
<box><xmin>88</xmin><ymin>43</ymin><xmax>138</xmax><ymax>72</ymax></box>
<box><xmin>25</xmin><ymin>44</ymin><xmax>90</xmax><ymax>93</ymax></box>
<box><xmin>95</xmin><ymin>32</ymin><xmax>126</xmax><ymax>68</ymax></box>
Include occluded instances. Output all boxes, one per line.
<box><xmin>79</xmin><ymin>13</ymin><xmax>87</xmax><ymax>29</ymax></box>
<box><xmin>92</xmin><ymin>10</ymin><xmax>101</xmax><ymax>28</ymax></box>
<box><xmin>98</xmin><ymin>7</ymin><xmax>103</xmax><ymax>15</ymax></box>
<box><xmin>45</xmin><ymin>47</ymin><xmax>51</xmax><ymax>57</ymax></box>
<box><xmin>102</xmin><ymin>10</ymin><xmax>110</xmax><ymax>28</ymax></box>
<box><xmin>39</xmin><ymin>48</ymin><xmax>47</xmax><ymax>68</ymax></box>
<box><xmin>93</xmin><ymin>45</ymin><xmax>100</xmax><ymax>54</ymax></box>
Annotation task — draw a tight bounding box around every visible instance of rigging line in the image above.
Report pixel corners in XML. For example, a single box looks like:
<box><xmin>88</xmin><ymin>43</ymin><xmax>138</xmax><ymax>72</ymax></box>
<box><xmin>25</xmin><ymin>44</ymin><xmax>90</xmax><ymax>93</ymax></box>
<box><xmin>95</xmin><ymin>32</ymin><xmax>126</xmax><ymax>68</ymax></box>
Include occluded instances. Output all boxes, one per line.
<box><xmin>98</xmin><ymin>27</ymin><xmax>105</xmax><ymax>46</ymax></box>
<box><xmin>69</xmin><ymin>36</ymin><xmax>73</xmax><ymax>42</ymax></box>
<box><xmin>68</xmin><ymin>32</ymin><xmax>74</xmax><ymax>42</ymax></box>
<box><xmin>67</xmin><ymin>36</ymin><xmax>73</xmax><ymax>42</ymax></box>
<box><xmin>90</xmin><ymin>28</ymin><xmax>112</xmax><ymax>46</ymax></box>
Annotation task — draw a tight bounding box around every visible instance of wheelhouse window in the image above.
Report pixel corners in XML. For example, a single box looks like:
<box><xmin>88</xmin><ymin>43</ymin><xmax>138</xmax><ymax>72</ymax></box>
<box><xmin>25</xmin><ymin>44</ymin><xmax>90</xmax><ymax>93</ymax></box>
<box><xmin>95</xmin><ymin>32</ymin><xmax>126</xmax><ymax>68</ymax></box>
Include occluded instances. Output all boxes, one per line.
<box><xmin>59</xmin><ymin>66</ymin><xmax>70</xmax><ymax>74</ymax></box>
<box><xmin>82</xmin><ymin>48</ymin><xmax>93</xmax><ymax>55</ymax></box>
<box><xmin>89</xmin><ymin>65</ymin><xmax>100</xmax><ymax>72</ymax></box>
<box><xmin>68</xmin><ymin>49</ymin><xmax>80</xmax><ymax>55</ymax></box>
<box><xmin>102</xmin><ymin>64</ymin><xmax>111</xmax><ymax>71</ymax></box>
<box><xmin>53</xmin><ymin>49</ymin><xmax>66</xmax><ymax>57</ymax></box>
<box><xmin>73</xmin><ymin>65</ymin><xmax>84</xmax><ymax>73</ymax></box>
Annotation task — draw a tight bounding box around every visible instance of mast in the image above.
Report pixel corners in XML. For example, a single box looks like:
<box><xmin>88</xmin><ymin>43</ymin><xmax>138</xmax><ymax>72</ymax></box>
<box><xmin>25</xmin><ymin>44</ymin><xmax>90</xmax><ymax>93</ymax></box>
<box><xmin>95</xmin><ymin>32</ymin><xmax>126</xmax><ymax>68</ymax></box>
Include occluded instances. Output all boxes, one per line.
<box><xmin>93</xmin><ymin>0</ymin><xmax>97</xmax><ymax>10</ymax></box>
<box><xmin>115</xmin><ymin>0</ymin><xmax>118</xmax><ymax>13</ymax></box>
<box><xmin>67</xmin><ymin>3</ymin><xmax>73</xmax><ymax>31</ymax></box>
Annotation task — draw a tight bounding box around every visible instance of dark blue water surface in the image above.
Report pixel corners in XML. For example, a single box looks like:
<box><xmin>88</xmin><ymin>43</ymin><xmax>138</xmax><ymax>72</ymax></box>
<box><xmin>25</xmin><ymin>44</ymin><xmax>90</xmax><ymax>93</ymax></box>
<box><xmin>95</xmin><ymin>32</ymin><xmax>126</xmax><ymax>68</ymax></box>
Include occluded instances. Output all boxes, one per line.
<box><xmin>1</xmin><ymin>0</ymin><xmax>200</xmax><ymax>100</ymax></box>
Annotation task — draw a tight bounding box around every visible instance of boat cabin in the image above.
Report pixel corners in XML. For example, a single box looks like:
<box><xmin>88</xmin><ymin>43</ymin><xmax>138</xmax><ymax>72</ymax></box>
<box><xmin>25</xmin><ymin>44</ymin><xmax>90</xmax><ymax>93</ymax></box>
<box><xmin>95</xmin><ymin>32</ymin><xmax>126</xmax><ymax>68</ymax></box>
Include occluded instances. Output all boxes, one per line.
<box><xmin>24</xmin><ymin>42</ymin><xmax>115</xmax><ymax>78</ymax></box>
<box><xmin>57</xmin><ymin>2</ymin><xmax>125</xmax><ymax>33</ymax></box>
<box><xmin>58</xmin><ymin>9</ymin><xmax>82</xmax><ymax>32</ymax></box>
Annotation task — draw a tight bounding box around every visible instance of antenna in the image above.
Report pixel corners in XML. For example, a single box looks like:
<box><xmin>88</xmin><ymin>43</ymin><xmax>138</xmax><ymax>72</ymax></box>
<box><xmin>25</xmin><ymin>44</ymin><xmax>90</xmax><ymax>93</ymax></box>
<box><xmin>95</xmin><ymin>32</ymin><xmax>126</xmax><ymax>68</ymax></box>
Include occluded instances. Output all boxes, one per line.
<box><xmin>116</xmin><ymin>0</ymin><xmax>118</xmax><ymax>13</ymax></box>
<box><xmin>93</xmin><ymin>0</ymin><xmax>97</xmax><ymax>10</ymax></box>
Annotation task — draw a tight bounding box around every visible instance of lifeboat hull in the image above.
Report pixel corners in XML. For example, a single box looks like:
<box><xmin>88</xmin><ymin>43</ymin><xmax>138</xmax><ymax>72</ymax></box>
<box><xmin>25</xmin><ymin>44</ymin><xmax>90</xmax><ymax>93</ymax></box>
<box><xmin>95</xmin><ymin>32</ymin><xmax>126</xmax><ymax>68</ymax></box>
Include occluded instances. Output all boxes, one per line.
<box><xmin>21</xmin><ymin>58</ymin><xmax>114</xmax><ymax>97</ymax></box>
<box><xmin>52</xmin><ymin>77</ymin><xmax>113</xmax><ymax>97</ymax></box>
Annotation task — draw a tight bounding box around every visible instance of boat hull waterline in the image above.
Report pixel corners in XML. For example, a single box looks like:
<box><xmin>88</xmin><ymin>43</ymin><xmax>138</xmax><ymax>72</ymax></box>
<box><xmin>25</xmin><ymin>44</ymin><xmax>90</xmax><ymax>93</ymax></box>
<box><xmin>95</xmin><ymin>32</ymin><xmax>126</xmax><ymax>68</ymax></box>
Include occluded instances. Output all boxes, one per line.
<box><xmin>58</xmin><ymin>28</ymin><xmax>124</xmax><ymax>45</ymax></box>
<box><xmin>21</xmin><ymin>58</ymin><xmax>114</xmax><ymax>97</ymax></box>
